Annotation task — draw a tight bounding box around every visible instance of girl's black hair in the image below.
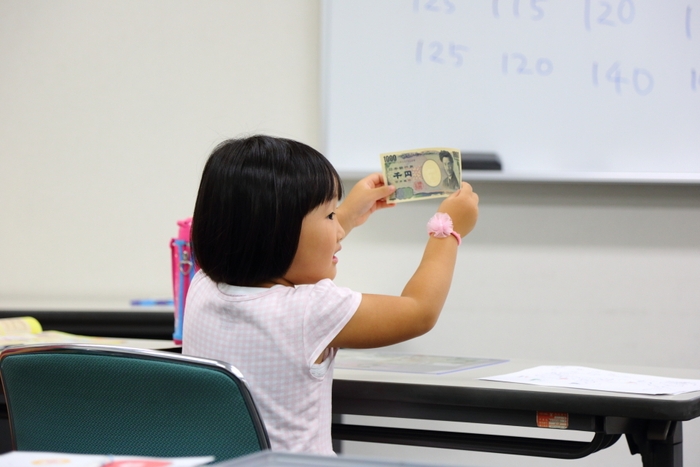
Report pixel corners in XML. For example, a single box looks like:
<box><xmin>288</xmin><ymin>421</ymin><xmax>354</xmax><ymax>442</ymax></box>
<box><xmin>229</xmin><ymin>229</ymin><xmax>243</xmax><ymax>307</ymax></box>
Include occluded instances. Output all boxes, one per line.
<box><xmin>192</xmin><ymin>135</ymin><xmax>343</xmax><ymax>286</ymax></box>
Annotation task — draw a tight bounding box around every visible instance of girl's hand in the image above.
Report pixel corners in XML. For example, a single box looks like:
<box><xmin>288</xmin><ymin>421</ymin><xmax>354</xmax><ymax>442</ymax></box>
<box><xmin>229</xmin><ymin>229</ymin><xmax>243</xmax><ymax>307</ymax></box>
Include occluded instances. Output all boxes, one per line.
<box><xmin>336</xmin><ymin>173</ymin><xmax>396</xmax><ymax>234</ymax></box>
<box><xmin>437</xmin><ymin>182</ymin><xmax>479</xmax><ymax>237</ymax></box>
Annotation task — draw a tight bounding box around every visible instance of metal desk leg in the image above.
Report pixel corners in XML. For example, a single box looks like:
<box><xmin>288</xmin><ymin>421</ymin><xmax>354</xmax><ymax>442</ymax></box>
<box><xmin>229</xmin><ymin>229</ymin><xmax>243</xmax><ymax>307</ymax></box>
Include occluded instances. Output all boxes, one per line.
<box><xmin>626</xmin><ymin>421</ymin><xmax>682</xmax><ymax>467</ymax></box>
<box><xmin>332</xmin><ymin>414</ymin><xmax>343</xmax><ymax>454</ymax></box>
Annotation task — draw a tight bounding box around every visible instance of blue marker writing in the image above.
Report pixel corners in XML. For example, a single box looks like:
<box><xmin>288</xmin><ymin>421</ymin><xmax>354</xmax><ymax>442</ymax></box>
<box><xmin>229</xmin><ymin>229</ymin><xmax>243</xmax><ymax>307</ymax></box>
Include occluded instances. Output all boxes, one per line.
<box><xmin>130</xmin><ymin>299</ymin><xmax>174</xmax><ymax>307</ymax></box>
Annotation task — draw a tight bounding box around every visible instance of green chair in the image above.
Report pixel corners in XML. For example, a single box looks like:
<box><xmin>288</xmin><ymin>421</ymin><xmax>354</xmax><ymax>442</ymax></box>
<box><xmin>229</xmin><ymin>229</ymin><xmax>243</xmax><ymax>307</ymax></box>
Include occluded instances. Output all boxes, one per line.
<box><xmin>0</xmin><ymin>344</ymin><xmax>269</xmax><ymax>461</ymax></box>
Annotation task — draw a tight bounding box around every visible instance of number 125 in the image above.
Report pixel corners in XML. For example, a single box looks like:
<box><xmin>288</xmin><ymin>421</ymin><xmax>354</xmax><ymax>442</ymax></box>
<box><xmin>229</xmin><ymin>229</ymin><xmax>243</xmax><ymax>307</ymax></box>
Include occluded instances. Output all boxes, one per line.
<box><xmin>416</xmin><ymin>41</ymin><xmax>469</xmax><ymax>67</ymax></box>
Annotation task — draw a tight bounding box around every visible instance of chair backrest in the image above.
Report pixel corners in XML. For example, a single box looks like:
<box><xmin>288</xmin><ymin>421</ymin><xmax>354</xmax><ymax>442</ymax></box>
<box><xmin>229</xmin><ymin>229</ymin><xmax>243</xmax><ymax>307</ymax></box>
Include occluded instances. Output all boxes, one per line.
<box><xmin>0</xmin><ymin>344</ymin><xmax>270</xmax><ymax>461</ymax></box>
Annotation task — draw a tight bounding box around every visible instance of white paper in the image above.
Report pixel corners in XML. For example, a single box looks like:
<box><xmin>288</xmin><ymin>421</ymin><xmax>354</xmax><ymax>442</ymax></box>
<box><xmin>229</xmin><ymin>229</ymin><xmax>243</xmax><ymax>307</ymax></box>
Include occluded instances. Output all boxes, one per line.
<box><xmin>336</xmin><ymin>350</ymin><xmax>506</xmax><ymax>375</ymax></box>
<box><xmin>481</xmin><ymin>366</ymin><xmax>700</xmax><ymax>396</ymax></box>
<box><xmin>0</xmin><ymin>451</ymin><xmax>214</xmax><ymax>467</ymax></box>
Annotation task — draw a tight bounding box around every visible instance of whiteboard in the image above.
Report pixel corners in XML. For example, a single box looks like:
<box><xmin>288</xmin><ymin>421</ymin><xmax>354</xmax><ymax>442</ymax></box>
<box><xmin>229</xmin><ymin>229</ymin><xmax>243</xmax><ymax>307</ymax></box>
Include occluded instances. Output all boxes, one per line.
<box><xmin>321</xmin><ymin>0</ymin><xmax>700</xmax><ymax>182</ymax></box>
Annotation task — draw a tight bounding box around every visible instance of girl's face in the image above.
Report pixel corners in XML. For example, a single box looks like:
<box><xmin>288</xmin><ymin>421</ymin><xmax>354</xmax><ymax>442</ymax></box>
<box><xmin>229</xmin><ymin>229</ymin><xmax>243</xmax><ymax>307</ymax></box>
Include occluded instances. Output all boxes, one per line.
<box><xmin>282</xmin><ymin>200</ymin><xmax>345</xmax><ymax>285</ymax></box>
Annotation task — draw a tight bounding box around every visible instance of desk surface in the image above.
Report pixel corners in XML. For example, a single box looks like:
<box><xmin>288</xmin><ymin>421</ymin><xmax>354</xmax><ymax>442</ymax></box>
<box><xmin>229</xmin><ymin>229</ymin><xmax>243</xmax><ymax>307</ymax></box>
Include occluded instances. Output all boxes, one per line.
<box><xmin>333</xmin><ymin>353</ymin><xmax>700</xmax><ymax>422</ymax></box>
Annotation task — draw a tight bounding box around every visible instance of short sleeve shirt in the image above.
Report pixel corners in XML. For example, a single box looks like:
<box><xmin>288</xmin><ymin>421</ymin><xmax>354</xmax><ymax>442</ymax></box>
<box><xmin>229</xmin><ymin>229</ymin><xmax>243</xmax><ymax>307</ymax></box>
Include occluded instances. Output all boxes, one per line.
<box><xmin>182</xmin><ymin>271</ymin><xmax>361</xmax><ymax>454</ymax></box>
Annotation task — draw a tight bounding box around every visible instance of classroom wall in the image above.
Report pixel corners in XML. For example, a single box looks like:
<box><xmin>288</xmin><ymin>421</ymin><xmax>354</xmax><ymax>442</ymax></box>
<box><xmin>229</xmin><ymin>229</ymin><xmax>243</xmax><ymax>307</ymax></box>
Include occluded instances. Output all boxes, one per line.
<box><xmin>0</xmin><ymin>0</ymin><xmax>321</xmax><ymax>309</ymax></box>
<box><xmin>2</xmin><ymin>1</ymin><xmax>699</xmax><ymax>466</ymax></box>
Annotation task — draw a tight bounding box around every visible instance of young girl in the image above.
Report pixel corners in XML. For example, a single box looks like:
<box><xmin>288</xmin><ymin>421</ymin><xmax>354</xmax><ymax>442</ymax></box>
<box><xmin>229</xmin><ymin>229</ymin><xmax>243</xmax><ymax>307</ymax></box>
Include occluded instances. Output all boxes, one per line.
<box><xmin>182</xmin><ymin>135</ymin><xmax>479</xmax><ymax>455</ymax></box>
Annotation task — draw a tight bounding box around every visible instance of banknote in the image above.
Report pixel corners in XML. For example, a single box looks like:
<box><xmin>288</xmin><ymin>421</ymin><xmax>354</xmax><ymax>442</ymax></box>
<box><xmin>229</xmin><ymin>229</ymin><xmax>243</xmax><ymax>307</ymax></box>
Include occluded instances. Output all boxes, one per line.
<box><xmin>380</xmin><ymin>147</ymin><xmax>462</xmax><ymax>203</ymax></box>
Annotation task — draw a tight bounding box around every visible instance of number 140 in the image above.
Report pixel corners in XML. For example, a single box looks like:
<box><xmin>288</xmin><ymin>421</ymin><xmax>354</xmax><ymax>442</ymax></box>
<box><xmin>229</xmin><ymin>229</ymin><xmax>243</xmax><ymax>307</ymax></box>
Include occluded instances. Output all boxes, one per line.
<box><xmin>592</xmin><ymin>62</ymin><xmax>653</xmax><ymax>95</ymax></box>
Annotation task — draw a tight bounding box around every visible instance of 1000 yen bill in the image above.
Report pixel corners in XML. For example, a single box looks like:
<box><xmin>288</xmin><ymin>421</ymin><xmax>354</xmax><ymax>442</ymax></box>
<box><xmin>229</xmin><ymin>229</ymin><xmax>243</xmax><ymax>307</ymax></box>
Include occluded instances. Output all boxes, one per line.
<box><xmin>380</xmin><ymin>147</ymin><xmax>462</xmax><ymax>203</ymax></box>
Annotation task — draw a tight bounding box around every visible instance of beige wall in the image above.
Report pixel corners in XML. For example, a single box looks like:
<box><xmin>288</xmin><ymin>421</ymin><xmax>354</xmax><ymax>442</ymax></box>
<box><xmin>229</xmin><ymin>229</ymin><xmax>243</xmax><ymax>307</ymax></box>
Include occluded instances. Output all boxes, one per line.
<box><xmin>0</xmin><ymin>0</ymin><xmax>321</xmax><ymax>308</ymax></box>
<box><xmin>1</xmin><ymin>1</ymin><xmax>698</xmax><ymax>465</ymax></box>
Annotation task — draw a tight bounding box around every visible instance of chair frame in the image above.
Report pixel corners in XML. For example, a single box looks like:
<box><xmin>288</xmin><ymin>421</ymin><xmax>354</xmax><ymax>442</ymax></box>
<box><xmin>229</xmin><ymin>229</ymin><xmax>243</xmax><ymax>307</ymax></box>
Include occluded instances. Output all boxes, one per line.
<box><xmin>0</xmin><ymin>343</ymin><xmax>270</xmax><ymax>455</ymax></box>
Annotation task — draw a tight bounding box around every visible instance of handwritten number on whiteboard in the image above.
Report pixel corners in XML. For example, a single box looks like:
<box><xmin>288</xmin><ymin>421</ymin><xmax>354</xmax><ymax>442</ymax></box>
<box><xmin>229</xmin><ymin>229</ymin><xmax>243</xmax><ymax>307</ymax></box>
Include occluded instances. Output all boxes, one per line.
<box><xmin>633</xmin><ymin>69</ymin><xmax>653</xmax><ymax>95</ymax></box>
<box><xmin>512</xmin><ymin>53</ymin><xmax>532</xmax><ymax>74</ymax></box>
<box><xmin>585</xmin><ymin>0</ymin><xmax>635</xmax><ymax>31</ymax></box>
<box><xmin>417</xmin><ymin>41</ymin><xmax>468</xmax><ymax>66</ymax></box>
<box><xmin>415</xmin><ymin>41</ymin><xmax>445</xmax><ymax>64</ymax></box>
<box><xmin>687</xmin><ymin>6</ymin><xmax>693</xmax><ymax>39</ymax></box>
<box><xmin>606</xmin><ymin>62</ymin><xmax>627</xmax><ymax>94</ymax></box>
<box><xmin>537</xmin><ymin>58</ymin><xmax>554</xmax><ymax>75</ymax></box>
<box><xmin>617</xmin><ymin>0</ymin><xmax>635</xmax><ymax>24</ymax></box>
<box><xmin>449</xmin><ymin>43</ymin><xmax>469</xmax><ymax>66</ymax></box>
<box><xmin>531</xmin><ymin>0</ymin><xmax>545</xmax><ymax>20</ymax></box>
<box><xmin>425</xmin><ymin>0</ymin><xmax>440</xmax><ymax>12</ymax></box>
<box><xmin>592</xmin><ymin>62</ymin><xmax>599</xmax><ymax>86</ymax></box>
<box><xmin>414</xmin><ymin>0</ymin><xmax>456</xmax><ymax>14</ymax></box>
<box><xmin>493</xmin><ymin>0</ymin><xmax>546</xmax><ymax>20</ymax></box>
<box><xmin>598</xmin><ymin>2</ymin><xmax>615</xmax><ymax>26</ymax></box>
<box><xmin>430</xmin><ymin>42</ymin><xmax>444</xmax><ymax>63</ymax></box>
<box><xmin>503</xmin><ymin>53</ymin><xmax>553</xmax><ymax>76</ymax></box>
<box><xmin>593</xmin><ymin>62</ymin><xmax>654</xmax><ymax>95</ymax></box>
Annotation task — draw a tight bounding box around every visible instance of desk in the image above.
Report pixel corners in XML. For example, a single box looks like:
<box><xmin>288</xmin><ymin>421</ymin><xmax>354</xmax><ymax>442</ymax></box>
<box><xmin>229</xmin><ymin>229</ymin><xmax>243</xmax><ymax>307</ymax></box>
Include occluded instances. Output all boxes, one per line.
<box><xmin>331</xmin><ymin>353</ymin><xmax>700</xmax><ymax>467</ymax></box>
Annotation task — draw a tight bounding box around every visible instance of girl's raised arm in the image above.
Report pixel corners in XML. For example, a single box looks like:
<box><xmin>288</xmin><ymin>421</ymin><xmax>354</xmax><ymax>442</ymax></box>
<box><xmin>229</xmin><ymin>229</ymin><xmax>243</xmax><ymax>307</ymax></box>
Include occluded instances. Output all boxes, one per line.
<box><xmin>329</xmin><ymin>182</ymin><xmax>479</xmax><ymax>349</ymax></box>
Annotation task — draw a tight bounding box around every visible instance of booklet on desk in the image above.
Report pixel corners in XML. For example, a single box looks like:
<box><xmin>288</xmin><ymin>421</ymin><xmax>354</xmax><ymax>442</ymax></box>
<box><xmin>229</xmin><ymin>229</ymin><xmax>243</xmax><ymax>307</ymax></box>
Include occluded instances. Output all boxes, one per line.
<box><xmin>0</xmin><ymin>316</ymin><xmax>124</xmax><ymax>348</ymax></box>
<box><xmin>0</xmin><ymin>451</ymin><xmax>214</xmax><ymax>467</ymax></box>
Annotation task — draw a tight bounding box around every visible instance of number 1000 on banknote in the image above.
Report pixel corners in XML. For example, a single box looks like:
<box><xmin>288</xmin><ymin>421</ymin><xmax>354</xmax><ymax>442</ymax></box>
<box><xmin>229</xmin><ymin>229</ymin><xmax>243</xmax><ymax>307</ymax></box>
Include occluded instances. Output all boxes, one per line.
<box><xmin>380</xmin><ymin>147</ymin><xmax>462</xmax><ymax>203</ymax></box>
